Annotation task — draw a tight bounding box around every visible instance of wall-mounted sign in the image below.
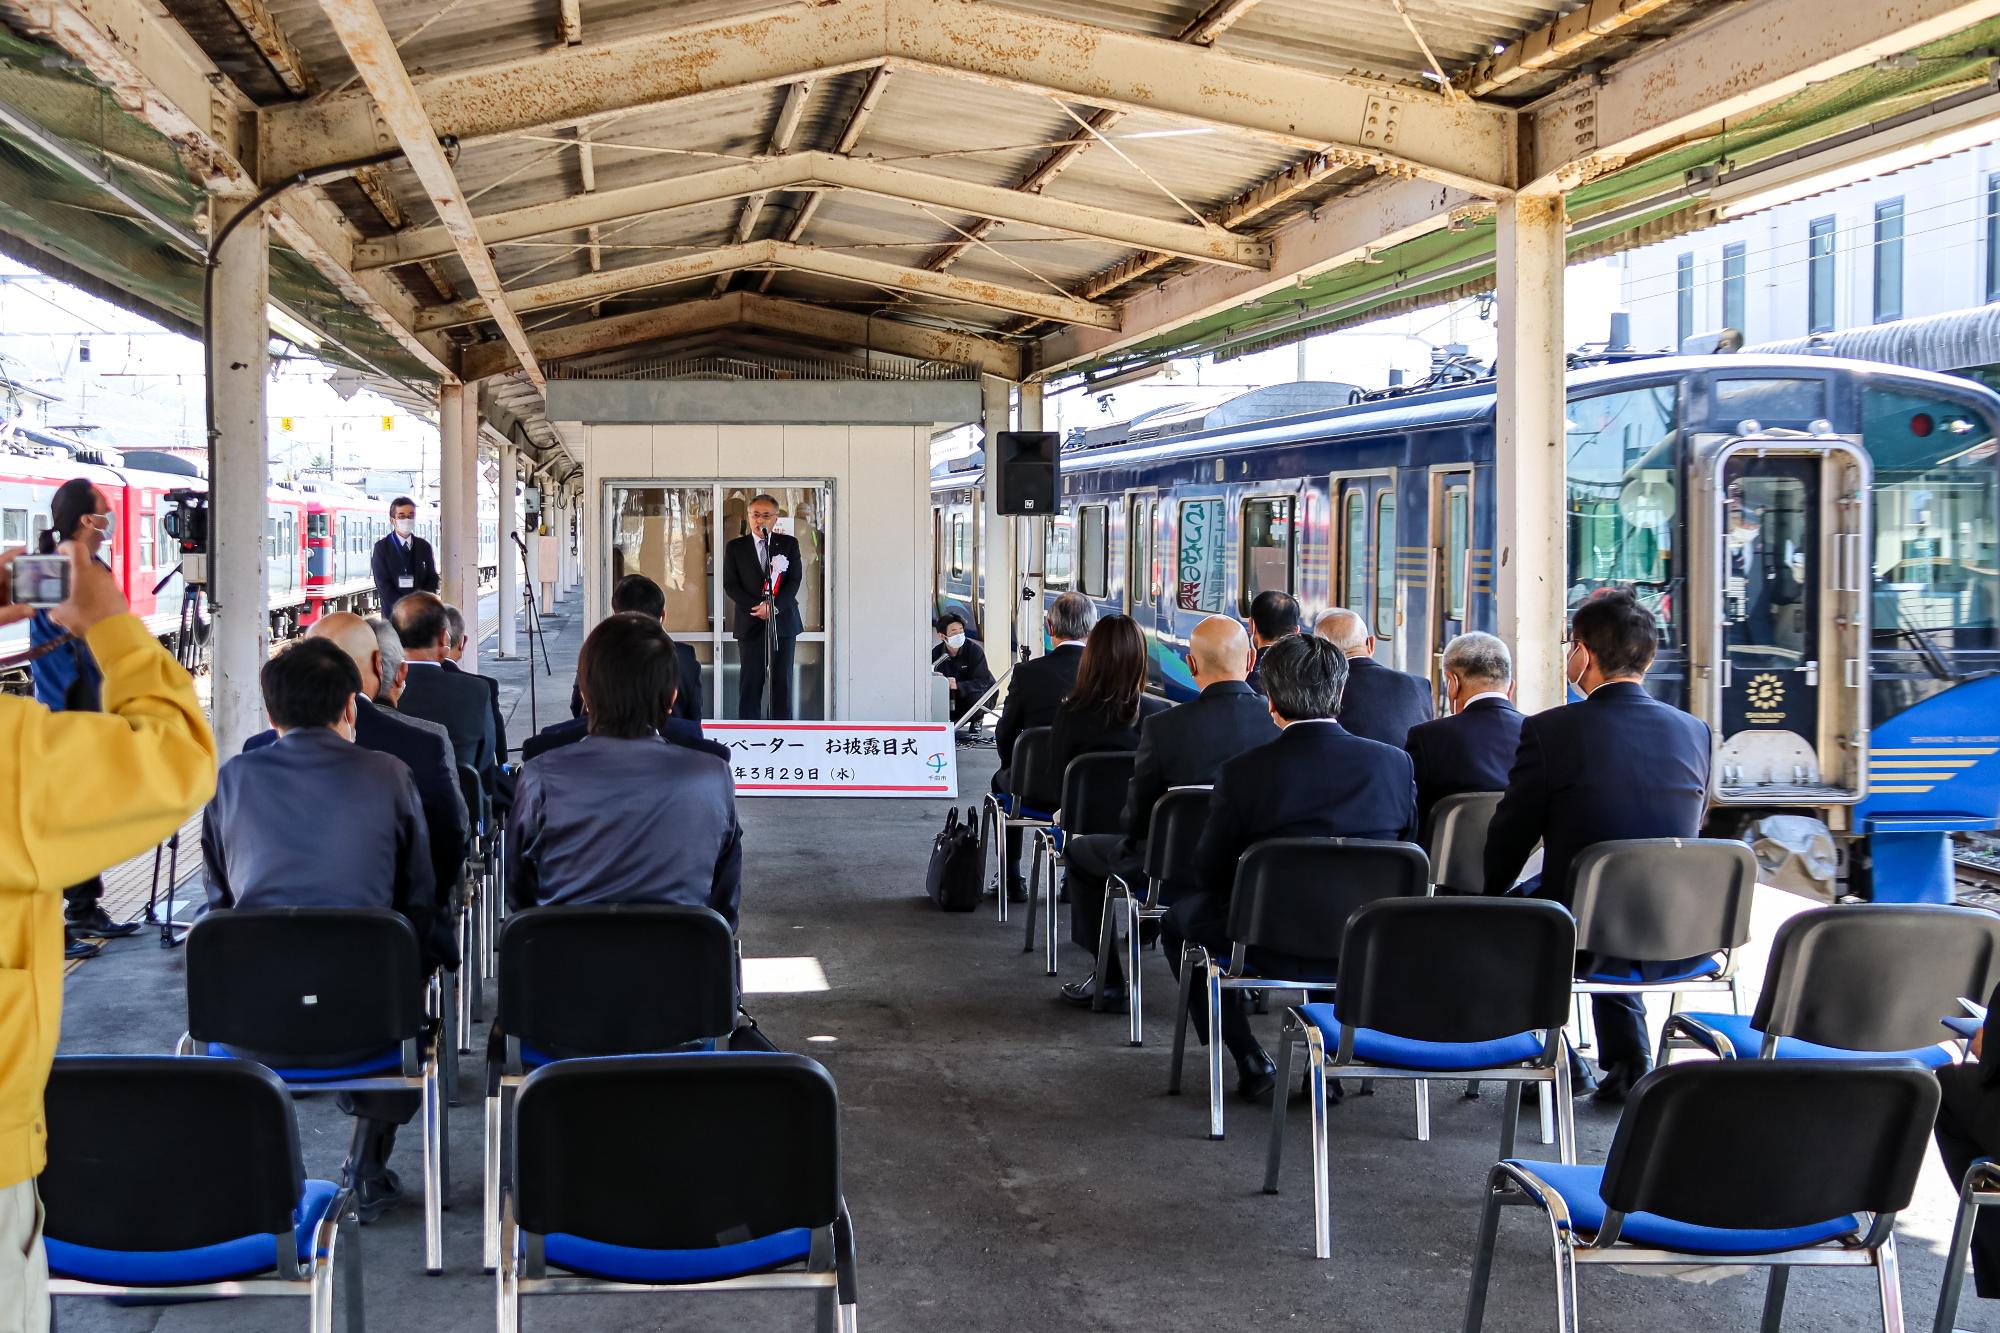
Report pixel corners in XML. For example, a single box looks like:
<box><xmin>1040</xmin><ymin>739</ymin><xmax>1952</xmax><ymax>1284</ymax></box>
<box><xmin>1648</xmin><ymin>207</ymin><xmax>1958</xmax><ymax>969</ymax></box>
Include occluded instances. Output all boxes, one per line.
<box><xmin>706</xmin><ymin>721</ymin><xmax>957</xmax><ymax>798</ymax></box>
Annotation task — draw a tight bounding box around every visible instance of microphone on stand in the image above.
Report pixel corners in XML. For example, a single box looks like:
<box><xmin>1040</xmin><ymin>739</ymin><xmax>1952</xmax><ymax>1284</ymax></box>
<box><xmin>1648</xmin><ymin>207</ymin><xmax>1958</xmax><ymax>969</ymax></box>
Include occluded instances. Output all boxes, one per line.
<box><xmin>510</xmin><ymin>529</ymin><xmax>530</xmax><ymax>554</ymax></box>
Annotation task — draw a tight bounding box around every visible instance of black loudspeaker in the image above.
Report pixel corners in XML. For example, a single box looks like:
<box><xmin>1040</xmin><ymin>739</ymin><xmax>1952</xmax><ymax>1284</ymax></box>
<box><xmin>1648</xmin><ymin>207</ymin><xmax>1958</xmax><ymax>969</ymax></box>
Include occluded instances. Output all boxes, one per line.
<box><xmin>992</xmin><ymin>430</ymin><xmax>1059</xmax><ymax>515</ymax></box>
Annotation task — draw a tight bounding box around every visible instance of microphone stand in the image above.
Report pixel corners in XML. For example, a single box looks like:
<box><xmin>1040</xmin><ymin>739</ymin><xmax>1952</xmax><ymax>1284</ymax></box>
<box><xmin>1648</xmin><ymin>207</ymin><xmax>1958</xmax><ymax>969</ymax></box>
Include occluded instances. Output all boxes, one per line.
<box><xmin>510</xmin><ymin>531</ymin><xmax>551</xmax><ymax>734</ymax></box>
<box><xmin>758</xmin><ymin>527</ymin><xmax>777</xmax><ymax>720</ymax></box>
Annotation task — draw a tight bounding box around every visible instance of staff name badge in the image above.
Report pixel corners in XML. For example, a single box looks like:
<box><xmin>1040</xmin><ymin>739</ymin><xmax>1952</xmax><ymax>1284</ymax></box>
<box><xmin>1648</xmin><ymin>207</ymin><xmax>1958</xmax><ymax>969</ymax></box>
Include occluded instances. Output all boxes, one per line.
<box><xmin>707</xmin><ymin>721</ymin><xmax>957</xmax><ymax>798</ymax></box>
<box><xmin>398</xmin><ymin>575</ymin><xmax>414</xmax><ymax>588</ymax></box>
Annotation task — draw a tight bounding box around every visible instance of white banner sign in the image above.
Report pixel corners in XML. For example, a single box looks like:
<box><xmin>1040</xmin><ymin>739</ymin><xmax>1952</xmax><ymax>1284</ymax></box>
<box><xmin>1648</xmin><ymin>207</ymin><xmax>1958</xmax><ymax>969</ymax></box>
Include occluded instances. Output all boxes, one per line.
<box><xmin>707</xmin><ymin>721</ymin><xmax>958</xmax><ymax>799</ymax></box>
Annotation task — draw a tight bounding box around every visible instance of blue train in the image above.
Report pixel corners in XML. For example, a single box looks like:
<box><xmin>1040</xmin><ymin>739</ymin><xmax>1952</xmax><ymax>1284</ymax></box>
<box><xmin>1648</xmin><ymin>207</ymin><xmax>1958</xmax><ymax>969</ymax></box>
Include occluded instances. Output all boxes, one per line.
<box><xmin>932</xmin><ymin>352</ymin><xmax>2000</xmax><ymax>903</ymax></box>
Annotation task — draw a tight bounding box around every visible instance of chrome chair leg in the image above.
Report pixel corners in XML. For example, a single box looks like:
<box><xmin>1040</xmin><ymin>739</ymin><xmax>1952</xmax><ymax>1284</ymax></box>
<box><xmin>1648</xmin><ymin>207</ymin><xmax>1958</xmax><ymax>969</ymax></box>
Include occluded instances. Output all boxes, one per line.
<box><xmin>1415</xmin><ymin>1079</ymin><xmax>1431</xmax><ymax>1142</ymax></box>
<box><xmin>1126</xmin><ymin>900</ymin><xmax>1144</xmax><ymax>1047</ymax></box>
<box><xmin>1092</xmin><ymin>885</ymin><xmax>1118</xmax><ymax>1012</ymax></box>
<box><xmin>1168</xmin><ymin>944</ymin><xmax>1196</xmax><ymax>1095</ymax></box>
<box><xmin>1553</xmin><ymin>1226</ymin><xmax>1580</xmax><ymax>1333</ymax></box>
<box><xmin>1498</xmin><ymin>1081</ymin><xmax>1523</xmax><ymax>1162</ymax></box>
<box><xmin>483</xmin><ymin>1087</ymin><xmax>502</xmax><ymax>1273</ymax></box>
<box><xmin>422</xmin><ymin>1063</ymin><xmax>444</xmax><ymax>1275</ymax></box>
<box><xmin>1264</xmin><ymin>1025</ymin><xmax>1294</xmax><ymax>1194</ymax></box>
<box><xmin>340</xmin><ymin>1205</ymin><xmax>366</xmax><ymax>1333</ymax></box>
<box><xmin>495</xmin><ymin>1208</ymin><xmax>520</xmax><ymax>1333</ymax></box>
<box><xmin>1461</xmin><ymin>1178</ymin><xmax>1504</xmax><ymax>1333</ymax></box>
<box><xmin>1760</xmin><ymin>1266</ymin><xmax>1791</xmax><ymax>1333</ymax></box>
<box><xmin>1539</xmin><ymin>1078</ymin><xmax>1555</xmax><ymax>1146</ymax></box>
<box><xmin>1309</xmin><ymin>1032</ymin><xmax>1331</xmax><ymax>1260</ymax></box>
<box><xmin>1878</xmin><ymin>1232</ymin><xmax>1907</xmax><ymax>1333</ymax></box>
<box><xmin>1043</xmin><ymin>841</ymin><xmax>1060</xmax><ymax>977</ymax></box>
<box><xmin>1021</xmin><ymin>831</ymin><xmax>1043</xmax><ymax>953</ymax></box>
<box><xmin>1935</xmin><ymin>1173</ymin><xmax>1981</xmax><ymax>1333</ymax></box>
<box><xmin>1554</xmin><ymin>1066</ymin><xmax>1578</xmax><ymax>1164</ymax></box>
<box><xmin>1206</xmin><ymin>965</ymin><xmax>1226</xmax><ymax>1140</ymax></box>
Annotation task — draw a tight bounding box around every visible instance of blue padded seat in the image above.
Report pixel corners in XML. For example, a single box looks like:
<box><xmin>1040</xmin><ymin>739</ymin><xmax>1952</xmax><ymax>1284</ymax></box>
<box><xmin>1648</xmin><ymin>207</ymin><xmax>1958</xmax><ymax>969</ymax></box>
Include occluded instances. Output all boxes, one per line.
<box><xmin>1512</xmin><ymin>1161</ymin><xmax>1862</xmax><ymax>1256</ymax></box>
<box><xmin>1671</xmin><ymin>1013</ymin><xmax>1954</xmax><ymax>1068</ymax></box>
<box><xmin>46</xmin><ymin>1179</ymin><xmax>338</xmax><ymax>1286</ymax></box>
<box><xmin>543</xmin><ymin>1226</ymin><xmax>814</xmax><ymax>1283</ymax></box>
<box><xmin>209</xmin><ymin>1043</ymin><xmax>403</xmax><ymax>1081</ymax></box>
<box><xmin>997</xmin><ymin>794</ymin><xmax>1052</xmax><ymax>821</ymax></box>
<box><xmin>516</xmin><ymin>1039</ymin><xmax>717</xmax><ymax>1069</ymax></box>
<box><xmin>1299</xmin><ymin>1004</ymin><xmax>1545</xmax><ymax>1072</ymax></box>
<box><xmin>1944</xmin><ymin>1015</ymin><xmax>1982</xmax><ymax>1042</ymax></box>
<box><xmin>1578</xmin><ymin>956</ymin><xmax>1722</xmax><ymax>985</ymax></box>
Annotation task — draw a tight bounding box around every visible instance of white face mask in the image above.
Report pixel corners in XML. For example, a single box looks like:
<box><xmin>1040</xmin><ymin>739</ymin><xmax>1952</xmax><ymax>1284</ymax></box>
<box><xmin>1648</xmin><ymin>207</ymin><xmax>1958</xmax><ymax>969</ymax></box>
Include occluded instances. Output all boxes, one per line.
<box><xmin>945</xmin><ymin>632</ymin><xmax>966</xmax><ymax>650</ymax></box>
<box><xmin>393</xmin><ymin>517</ymin><xmax>414</xmax><ymax>537</ymax></box>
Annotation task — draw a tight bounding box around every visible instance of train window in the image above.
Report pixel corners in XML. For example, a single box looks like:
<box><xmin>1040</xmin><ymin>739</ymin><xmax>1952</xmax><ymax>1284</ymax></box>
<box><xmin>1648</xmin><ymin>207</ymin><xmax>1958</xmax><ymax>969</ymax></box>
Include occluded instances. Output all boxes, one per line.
<box><xmin>1565</xmin><ymin>386</ymin><xmax>1679</xmax><ymax>643</ymax></box>
<box><xmin>139</xmin><ymin>523</ymin><xmax>153</xmax><ymax>571</ymax></box>
<box><xmin>1865</xmin><ymin>385</ymin><xmax>2000</xmax><ymax>653</ymax></box>
<box><xmin>1127</xmin><ymin>497</ymin><xmax>1153</xmax><ymax>605</ymax></box>
<box><xmin>1077</xmin><ymin>505</ymin><xmax>1109</xmax><ymax>597</ymax></box>
<box><xmin>1342</xmin><ymin>491</ymin><xmax>1367</xmax><ymax>611</ymax></box>
<box><xmin>1</xmin><ymin>509</ymin><xmax>24</xmax><ymax>546</ymax></box>
<box><xmin>1177</xmin><ymin>498</ymin><xmax>1226</xmax><ymax>612</ymax></box>
<box><xmin>1045</xmin><ymin>516</ymin><xmax>1074</xmax><ymax>587</ymax></box>
<box><xmin>1239</xmin><ymin>496</ymin><xmax>1294</xmax><ymax>610</ymax></box>
<box><xmin>1713</xmin><ymin>377</ymin><xmax>1826</xmax><ymax>424</ymax></box>
<box><xmin>1374</xmin><ymin>491</ymin><xmax>1397</xmax><ymax>637</ymax></box>
<box><xmin>266</xmin><ymin>517</ymin><xmax>278</xmax><ymax>558</ymax></box>
<box><xmin>1444</xmin><ymin>485</ymin><xmax>1469</xmax><ymax>620</ymax></box>
<box><xmin>950</xmin><ymin>516</ymin><xmax>967</xmax><ymax>578</ymax></box>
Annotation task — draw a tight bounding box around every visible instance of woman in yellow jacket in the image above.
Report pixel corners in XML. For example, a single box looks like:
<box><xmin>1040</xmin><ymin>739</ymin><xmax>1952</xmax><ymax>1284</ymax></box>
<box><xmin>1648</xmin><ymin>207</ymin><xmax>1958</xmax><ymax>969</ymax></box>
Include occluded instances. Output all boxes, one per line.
<box><xmin>0</xmin><ymin>543</ymin><xmax>216</xmax><ymax>1332</ymax></box>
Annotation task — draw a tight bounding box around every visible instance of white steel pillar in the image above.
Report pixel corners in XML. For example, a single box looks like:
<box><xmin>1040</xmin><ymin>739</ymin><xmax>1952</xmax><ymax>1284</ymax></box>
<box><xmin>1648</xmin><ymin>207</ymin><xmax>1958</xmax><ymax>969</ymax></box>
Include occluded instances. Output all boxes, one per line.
<box><xmin>497</xmin><ymin>440</ymin><xmax>520</xmax><ymax>658</ymax></box>
<box><xmin>449</xmin><ymin>385</ymin><xmax>482</xmax><ymax>673</ymax></box>
<box><xmin>438</xmin><ymin>380</ymin><xmax>467</xmax><ymax>619</ymax></box>
<box><xmin>980</xmin><ymin>375</ymin><xmax>1018</xmax><ymax>672</ymax></box>
<box><xmin>209</xmin><ymin>193</ymin><xmax>270</xmax><ymax>758</ymax></box>
<box><xmin>1494</xmin><ymin>192</ymin><xmax>1570</xmax><ymax>714</ymax></box>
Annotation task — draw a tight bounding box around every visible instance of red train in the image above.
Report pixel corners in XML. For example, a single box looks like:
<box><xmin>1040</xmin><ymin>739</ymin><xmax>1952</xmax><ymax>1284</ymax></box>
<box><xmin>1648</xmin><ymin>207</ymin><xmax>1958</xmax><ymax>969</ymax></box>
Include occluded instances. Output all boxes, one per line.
<box><xmin>0</xmin><ymin>432</ymin><xmax>464</xmax><ymax>672</ymax></box>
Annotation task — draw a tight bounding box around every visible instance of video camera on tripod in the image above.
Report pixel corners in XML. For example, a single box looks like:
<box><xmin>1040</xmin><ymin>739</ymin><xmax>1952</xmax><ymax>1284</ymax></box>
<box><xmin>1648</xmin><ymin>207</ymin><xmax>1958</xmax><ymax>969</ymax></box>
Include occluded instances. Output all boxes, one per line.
<box><xmin>160</xmin><ymin>489</ymin><xmax>209</xmax><ymax>586</ymax></box>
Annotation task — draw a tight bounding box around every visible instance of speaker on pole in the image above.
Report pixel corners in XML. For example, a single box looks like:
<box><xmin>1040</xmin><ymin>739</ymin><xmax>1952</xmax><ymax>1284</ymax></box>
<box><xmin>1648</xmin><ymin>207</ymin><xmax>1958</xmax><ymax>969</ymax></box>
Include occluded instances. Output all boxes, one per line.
<box><xmin>991</xmin><ymin>430</ymin><xmax>1059</xmax><ymax>515</ymax></box>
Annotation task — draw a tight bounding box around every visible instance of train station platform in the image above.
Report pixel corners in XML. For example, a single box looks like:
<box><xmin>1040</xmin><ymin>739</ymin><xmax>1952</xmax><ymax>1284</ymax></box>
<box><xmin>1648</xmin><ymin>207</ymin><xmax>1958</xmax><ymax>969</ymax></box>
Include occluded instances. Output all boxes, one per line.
<box><xmin>45</xmin><ymin>602</ymin><xmax>2000</xmax><ymax>1332</ymax></box>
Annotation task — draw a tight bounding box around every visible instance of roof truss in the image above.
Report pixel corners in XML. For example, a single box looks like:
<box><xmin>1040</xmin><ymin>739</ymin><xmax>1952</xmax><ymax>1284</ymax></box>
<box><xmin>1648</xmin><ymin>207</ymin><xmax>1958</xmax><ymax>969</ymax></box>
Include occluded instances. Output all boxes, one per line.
<box><xmin>259</xmin><ymin>0</ymin><xmax>1515</xmax><ymax>195</ymax></box>
<box><xmin>417</xmin><ymin>238</ymin><xmax>1120</xmax><ymax>331</ymax></box>
<box><xmin>353</xmin><ymin>150</ymin><xmax>1272</xmax><ymax>273</ymax></box>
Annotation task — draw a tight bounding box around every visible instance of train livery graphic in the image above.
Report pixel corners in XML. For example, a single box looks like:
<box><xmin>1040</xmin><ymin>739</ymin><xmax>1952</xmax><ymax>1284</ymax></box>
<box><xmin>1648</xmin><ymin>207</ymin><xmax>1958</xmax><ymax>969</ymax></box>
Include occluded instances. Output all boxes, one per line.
<box><xmin>2</xmin><ymin>434</ymin><xmax>498</xmax><ymax>670</ymax></box>
<box><xmin>934</xmin><ymin>354</ymin><xmax>2000</xmax><ymax>903</ymax></box>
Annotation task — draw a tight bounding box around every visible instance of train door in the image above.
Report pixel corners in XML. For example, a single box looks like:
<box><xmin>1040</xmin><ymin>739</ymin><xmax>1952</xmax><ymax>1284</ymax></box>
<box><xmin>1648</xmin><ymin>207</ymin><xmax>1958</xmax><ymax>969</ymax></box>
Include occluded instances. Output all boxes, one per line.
<box><xmin>1427</xmin><ymin>469</ymin><xmax>1472</xmax><ymax>699</ymax></box>
<box><xmin>1124</xmin><ymin>488</ymin><xmax>1160</xmax><ymax>675</ymax></box>
<box><xmin>1333</xmin><ymin>472</ymin><xmax>1396</xmax><ymax>662</ymax></box>
<box><xmin>1691</xmin><ymin>438</ymin><xmax>1870</xmax><ymax>804</ymax></box>
<box><xmin>930</xmin><ymin>503</ymin><xmax>944</xmax><ymax>621</ymax></box>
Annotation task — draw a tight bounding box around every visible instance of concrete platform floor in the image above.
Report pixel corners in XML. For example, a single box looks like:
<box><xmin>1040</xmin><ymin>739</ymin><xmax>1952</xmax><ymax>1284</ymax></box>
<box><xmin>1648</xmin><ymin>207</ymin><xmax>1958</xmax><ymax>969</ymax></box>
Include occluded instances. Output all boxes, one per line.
<box><xmin>51</xmin><ymin>593</ymin><xmax>2000</xmax><ymax>1331</ymax></box>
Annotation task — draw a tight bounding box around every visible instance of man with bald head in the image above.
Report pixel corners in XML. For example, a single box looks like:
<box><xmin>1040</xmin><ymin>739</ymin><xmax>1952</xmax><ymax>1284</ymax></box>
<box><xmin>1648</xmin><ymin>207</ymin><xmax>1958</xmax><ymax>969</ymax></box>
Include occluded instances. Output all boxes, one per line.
<box><xmin>1313</xmin><ymin>607</ymin><xmax>1434</xmax><ymax>748</ymax></box>
<box><xmin>1057</xmin><ymin>614</ymin><xmax>1279</xmax><ymax>1007</ymax></box>
<box><xmin>245</xmin><ymin>612</ymin><xmax>466</xmax><ymax>915</ymax></box>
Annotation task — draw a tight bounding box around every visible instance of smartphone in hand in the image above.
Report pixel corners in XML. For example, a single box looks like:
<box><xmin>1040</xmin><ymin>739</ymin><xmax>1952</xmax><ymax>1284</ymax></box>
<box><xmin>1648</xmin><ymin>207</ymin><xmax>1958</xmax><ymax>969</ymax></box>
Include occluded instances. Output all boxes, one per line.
<box><xmin>7</xmin><ymin>554</ymin><xmax>70</xmax><ymax>607</ymax></box>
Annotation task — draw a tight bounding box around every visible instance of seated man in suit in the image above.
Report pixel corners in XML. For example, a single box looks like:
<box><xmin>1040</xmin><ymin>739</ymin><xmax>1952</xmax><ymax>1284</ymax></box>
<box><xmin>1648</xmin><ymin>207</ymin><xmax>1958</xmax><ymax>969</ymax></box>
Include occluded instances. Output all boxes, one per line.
<box><xmin>202</xmin><ymin>638</ymin><xmax>444</xmax><ymax>1220</ymax></box>
<box><xmin>1060</xmin><ymin>614</ymin><xmax>1277</xmax><ymax>1007</ymax></box>
<box><xmin>441</xmin><ymin>603</ymin><xmax>507</xmax><ymax>762</ymax></box>
<box><xmin>508</xmin><ymin>614</ymin><xmax>742</xmax><ymax>927</ymax></box>
<box><xmin>932</xmin><ymin>612</ymin><xmax>996</xmax><ymax>723</ymax></box>
<box><xmin>392</xmin><ymin>592</ymin><xmax>498</xmax><ymax>784</ymax></box>
<box><xmin>567</xmin><ymin>574</ymin><xmax>704</xmax><ymax>726</ymax></box>
<box><xmin>1166</xmin><ymin>633</ymin><xmax>1418</xmax><ymax>1101</ymax></box>
<box><xmin>1244</xmin><ymin>589</ymin><xmax>1299</xmax><ymax>695</ymax></box>
<box><xmin>244</xmin><ymin>613</ymin><xmax>467</xmax><ymax>924</ymax></box>
<box><xmin>1403</xmin><ymin>631</ymin><xmax>1524</xmax><ymax>833</ymax></box>
<box><xmin>1935</xmin><ymin>990</ymin><xmax>2000</xmax><ymax>1309</ymax></box>
<box><xmin>1313</xmin><ymin>607</ymin><xmax>1434</xmax><ymax>747</ymax></box>
<box><xmin>1483</xmin><ymin>588</ymin><xmax>1713</xmax><ymax>1102</ymax></box>
<box><xmin>990</xmin><ymin>590</ymin><xmax>1096</xmax><ymax>901</ymax></box>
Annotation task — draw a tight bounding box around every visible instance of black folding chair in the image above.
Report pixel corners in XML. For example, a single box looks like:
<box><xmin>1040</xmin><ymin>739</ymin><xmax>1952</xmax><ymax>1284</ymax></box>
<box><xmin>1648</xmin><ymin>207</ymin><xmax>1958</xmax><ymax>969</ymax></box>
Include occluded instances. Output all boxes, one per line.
<box><xmin>980</xmin><ymin>726</ymin><xmax>1054</xmax><ymax>923</ymax></box>
<box><xmin>42</xmin><ymin>1056</ymin><xmax>363</xmax><ymax>1329</ymax></box>
<box><xmin>1266</xmin><ymin>896</ymin><xmax>1577</xmax><ymax>1258</ymax></box>
<box><xmin>1423</xmin><ymin>791</ymin><xmax>1502</xmax><ymax>895</ymax></box>
<box><xmin>180</xmin><ymin>908</ymin><xmax>448</xmax><ymax>1274</ymax></box>
<box><xmin>455</xmin><ymin>762</ymin><xmax>490</xmax><ymax>1051</ymax></box>
<box><xmin>499</xmin><ymin>1054</ymin><xmax>858</xmax><ymax>1332</ymax></box>
<box><xmin>482</xmin><ymin>905</ymin><xmax>740</xmax><ymax>1272</ymax></box>
<box><xmin>1170</xmin><ymin>837</ymin><xmax>1431</xmax><ymax>1141</ymax></box>
<box><xmin>1024</xmin><ymin>750</ymin><xmax>1137</xmax><ymax>974</ymax></box>
<box><xmin>1660</xmin><ymin>903</ymin><xmax>2000</xmax><ymax>1067</ymax></box>
<box><xmin>1096</xmin><ymin>785</ymin><xmax>1211</xmax><ymax>1043</ymax></box>
<box><xmin>1464</xmin><ymin>1060</ymin><xmax>1939</xmax><ymax>1333</ymax></box>
<box><xmin>1568</xmin><ymin>837</ymin><xmax>1757</xmax><ymax>1058</ymax></box>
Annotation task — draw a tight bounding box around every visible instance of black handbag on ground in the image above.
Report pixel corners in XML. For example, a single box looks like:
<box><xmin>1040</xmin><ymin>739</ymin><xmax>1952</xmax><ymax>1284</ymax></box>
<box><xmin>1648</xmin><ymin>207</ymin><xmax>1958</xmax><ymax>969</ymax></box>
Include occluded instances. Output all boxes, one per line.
<box><xmin>926</xmin><ymin>806</ymin><xmax>983</xmax><ymax>912</ymax></box>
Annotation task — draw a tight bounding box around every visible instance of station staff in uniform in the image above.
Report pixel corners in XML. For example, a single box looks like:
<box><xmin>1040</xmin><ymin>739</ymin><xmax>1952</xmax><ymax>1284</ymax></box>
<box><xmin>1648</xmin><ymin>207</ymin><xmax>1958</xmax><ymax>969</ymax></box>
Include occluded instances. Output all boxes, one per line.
<box><xmin>723</xmin><ymin>494</ymin><xmax>804</xmax><ymax>719</ymax></box>
<box><xmin>371</xmin><ymin>495</ymin><xmax>438</xmax><ymax>614</ymax></box>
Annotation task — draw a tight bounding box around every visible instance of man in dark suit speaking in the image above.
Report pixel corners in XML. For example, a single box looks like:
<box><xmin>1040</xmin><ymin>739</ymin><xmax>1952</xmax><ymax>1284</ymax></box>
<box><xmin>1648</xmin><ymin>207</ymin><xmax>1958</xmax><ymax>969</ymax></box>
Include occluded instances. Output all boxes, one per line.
<box><xmin>370</xmin><ymin>495</ymin><xmax>438</xmax><ymax>614</ymax></box>
<box><xmin>723</xmin><ymin>493</ymin><xmax>804</xmax><ymax>719</ymax></box>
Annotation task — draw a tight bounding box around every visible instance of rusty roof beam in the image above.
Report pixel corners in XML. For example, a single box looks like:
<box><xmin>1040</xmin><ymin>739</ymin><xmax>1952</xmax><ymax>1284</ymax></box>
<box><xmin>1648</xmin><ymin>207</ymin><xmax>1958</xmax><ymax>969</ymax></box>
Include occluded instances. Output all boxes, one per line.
<box><xmin>1175</xmin><ymin>0</ymin><xmax>1265</xmax><ymax>45</ymax></box>
<box><xmin>557</xmin><ymin>0</ymin><xmax>582</xmax><ymax>47</ymax></box>
<box><xmin>766</xmin><ymin>64</ymin><xmax>892</xmax><ymax>289</ymax></box>
<box><xmin>720</xmin><ymin>78</ymin><xmax>814</xmax><ymax>294</ymax></box>
<box><xmin>1458</xmin><ymin>0</ymin><xmax>1676</xmax><ymax>98</ymax></box>
<box><xmin>220</xmin><ymin>0</ymin><xmax>317</xmax><ymax>94</ymax></box>
<box><xmin>314</xmin><ymin>0</ymin><xmax>545</xmax><ymax>389</ymax></box>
